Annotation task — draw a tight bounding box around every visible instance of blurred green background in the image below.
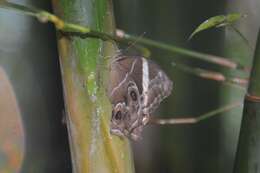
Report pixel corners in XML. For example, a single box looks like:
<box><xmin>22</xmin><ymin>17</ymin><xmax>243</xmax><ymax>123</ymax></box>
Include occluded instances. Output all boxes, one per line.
<box><xmin>0</xmin><ymin>0</ymin><xmax>259</xmax><ymax>173</ymax></box>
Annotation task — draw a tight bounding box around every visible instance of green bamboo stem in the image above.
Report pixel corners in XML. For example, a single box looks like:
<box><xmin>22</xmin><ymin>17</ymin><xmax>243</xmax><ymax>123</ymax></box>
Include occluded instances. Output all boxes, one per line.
<box><xmin>51</xmin><ymin>0</ymin><xmax>134</xmax><ymax>173</ymax></box>
<box><xmin>117</xmin><ymin>30</ymin><xmax>246</xmax><ymax>71</ymax></box>
<box><xmin>233</xmin><ymin>29</ymin><xmax>260</xmax><ymax>173</ymax></box>
<box><xmin>0</xmin><ymin>1</ymin><xmax>247</xmax><ymax>71</ymax></box>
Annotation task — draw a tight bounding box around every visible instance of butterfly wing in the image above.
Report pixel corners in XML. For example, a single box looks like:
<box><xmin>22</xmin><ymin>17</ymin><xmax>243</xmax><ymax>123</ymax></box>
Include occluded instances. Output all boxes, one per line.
<box><xmin>142</xmin><ymin>59</ymin><xmax>173</xmax><ymax>115</ymax></box>
<box><xmin>108</xmin><ymin>55</ymin><xmax>172</xmax><ymax>140</ymax></box>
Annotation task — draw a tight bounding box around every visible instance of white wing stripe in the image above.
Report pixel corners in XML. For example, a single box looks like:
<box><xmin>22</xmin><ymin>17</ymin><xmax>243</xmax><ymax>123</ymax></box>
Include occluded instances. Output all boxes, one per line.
<box><xmin>142</xmin><ymin>58</ymin><xmax>149</xmax><ymax>107</ymax></box>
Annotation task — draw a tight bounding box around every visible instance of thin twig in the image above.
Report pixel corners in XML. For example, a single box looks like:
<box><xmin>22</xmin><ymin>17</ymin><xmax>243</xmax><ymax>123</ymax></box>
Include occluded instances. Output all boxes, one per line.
<box><xmin>229</xmin><ymin>25</ymin><xmax>253</xmax><ymax>51</ymax></box>
<box><xmin>117</xmin><ymin>30</ymin><xmax>247</xmax><ymax>71</ymax></box>
<box><xmin>0</xmin><ymin>1</ymin><xmax>248</xmax><ymax>72</ymax></box>
<box><xmin>150</xmin><ymin>102</ymin><xmax>242</xmax><ymax>125</ymax></box>
<box><xmin>172</xmin><ymin>62</ymin><xmax>248</xmax><ymax>89</ymax></box>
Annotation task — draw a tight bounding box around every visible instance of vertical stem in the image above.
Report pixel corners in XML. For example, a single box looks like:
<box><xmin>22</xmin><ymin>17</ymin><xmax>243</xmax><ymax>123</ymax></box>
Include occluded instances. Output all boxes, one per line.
<box><xmin>51</xmin><ymin>0</ymin><xmax>135</xmax><ymax>173</ymax></box>
<box><xmin>233</xmin><ymin>29</ymin><xmax>260</xmax><ymax>173</ymax></box>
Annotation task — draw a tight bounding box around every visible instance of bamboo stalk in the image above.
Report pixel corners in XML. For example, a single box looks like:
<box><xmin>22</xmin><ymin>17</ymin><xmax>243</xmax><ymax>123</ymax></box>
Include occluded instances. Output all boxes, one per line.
<box><xmin>233</xmin><ymin>29</ymin><xmax>260</xmax><ymax>173</ymax></box>
<box><xmin>51</xmin><ymin>0</ymin><xmax>134</xmax><ymax>173</ymax></box>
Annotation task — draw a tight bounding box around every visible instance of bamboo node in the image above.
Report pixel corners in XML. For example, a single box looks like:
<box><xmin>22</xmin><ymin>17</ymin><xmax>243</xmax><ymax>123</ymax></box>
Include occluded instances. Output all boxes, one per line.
<box><xmin>245</xmin><ymin>94</ymin><xmax>260</xmax><ymax>102</ymax></box>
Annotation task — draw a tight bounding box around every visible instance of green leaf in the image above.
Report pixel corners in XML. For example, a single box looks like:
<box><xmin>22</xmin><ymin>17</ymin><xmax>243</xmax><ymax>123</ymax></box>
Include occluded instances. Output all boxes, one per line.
<box><xmin>189</xmin><ymin>13</ymin><xmax>245</xmax><ymax>40</ymax></box>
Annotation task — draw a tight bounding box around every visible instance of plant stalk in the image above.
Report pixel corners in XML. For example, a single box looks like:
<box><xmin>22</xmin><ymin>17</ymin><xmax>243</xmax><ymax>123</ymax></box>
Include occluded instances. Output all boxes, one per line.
<box><xmin>233</xmin><ymin>29</ymin><xmax>260</xmax><ymax>173</ymax></box>
<box><xmin>51</xmin><ymin>0</ymin><xmax>135</xmax><ymax>173</ymax></box>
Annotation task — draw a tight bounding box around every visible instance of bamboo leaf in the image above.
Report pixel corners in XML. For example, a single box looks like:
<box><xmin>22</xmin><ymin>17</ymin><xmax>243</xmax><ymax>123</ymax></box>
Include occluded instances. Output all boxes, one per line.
<box><xmin>189</xmin><ymin>13</ymin><xmax>245</xmax><ymax>40</ymax></box>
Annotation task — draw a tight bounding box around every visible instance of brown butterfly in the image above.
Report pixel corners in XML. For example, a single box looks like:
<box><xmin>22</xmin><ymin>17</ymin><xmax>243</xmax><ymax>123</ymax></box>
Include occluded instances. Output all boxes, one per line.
<box><xmin>108</xmin><ymin>55</ymin><xmax>172</xmax><ymax>140</ymax></box>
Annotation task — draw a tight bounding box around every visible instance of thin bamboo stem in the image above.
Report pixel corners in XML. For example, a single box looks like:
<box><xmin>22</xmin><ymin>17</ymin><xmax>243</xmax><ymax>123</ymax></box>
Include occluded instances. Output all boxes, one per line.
<box><xmin>172</xmin><ymin>62</ymin><xmax>248</xmax><ymax>89</ymax></box>
<box><xmin>150</xmin><ymin>102</ymin><xmax>242</xmax><ymax>125</ymax></box>
<box><xmin>117</xmin><ymin>30</ymin><xmax>246</xmax><ymax>71</ymax></box>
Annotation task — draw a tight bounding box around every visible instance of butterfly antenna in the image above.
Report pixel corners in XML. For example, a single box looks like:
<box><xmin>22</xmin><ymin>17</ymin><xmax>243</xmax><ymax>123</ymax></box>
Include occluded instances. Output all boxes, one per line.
<box><xmin>124</xmin><ymin>32</ymin><xmax>146</xmax><ymax>54</ymax></box>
